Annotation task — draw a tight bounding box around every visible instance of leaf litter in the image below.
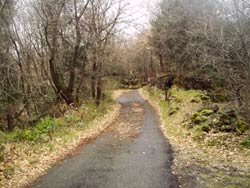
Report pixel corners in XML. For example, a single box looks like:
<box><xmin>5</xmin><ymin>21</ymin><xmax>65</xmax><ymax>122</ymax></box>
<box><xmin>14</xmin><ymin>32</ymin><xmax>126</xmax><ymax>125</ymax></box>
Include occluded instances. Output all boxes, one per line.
<box><xmin>139</xmin><ymin>88</ymin><xmax>250</xmax><ymax>188</ymax></box>
<box><xmin>0</xmin><ymin>90</ymin><xmax>126</xmax><ymax>188</ymax></box>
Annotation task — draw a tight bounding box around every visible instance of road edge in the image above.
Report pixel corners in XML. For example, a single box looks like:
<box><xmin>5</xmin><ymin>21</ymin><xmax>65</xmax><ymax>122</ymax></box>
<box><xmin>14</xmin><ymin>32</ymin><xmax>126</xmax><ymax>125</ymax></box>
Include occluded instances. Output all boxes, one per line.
<box><xmin>12</xmin><ymin>91</ymin><xmax>124</xmax><ymax>188</ymax></box>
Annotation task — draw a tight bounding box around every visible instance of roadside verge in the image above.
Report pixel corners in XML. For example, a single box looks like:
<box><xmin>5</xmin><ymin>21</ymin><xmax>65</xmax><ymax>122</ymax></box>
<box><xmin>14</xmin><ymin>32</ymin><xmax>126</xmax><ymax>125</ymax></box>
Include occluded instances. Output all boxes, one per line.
<box><xmin>139</xmin><ymin>87</ymin><xmax>250</xmax><ymax>188</ymax></box>
<box><xmin>0</xmin><ymin>90</ymin><xmax>125</xmax><ymax>188</ymax></box>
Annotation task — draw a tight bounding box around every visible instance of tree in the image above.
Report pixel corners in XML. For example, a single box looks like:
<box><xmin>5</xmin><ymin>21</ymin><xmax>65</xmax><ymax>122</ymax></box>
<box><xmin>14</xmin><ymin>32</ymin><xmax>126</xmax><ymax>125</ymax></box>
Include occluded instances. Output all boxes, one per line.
<box><xmin>150</xmin><ymin>0</ymin><xmax>250</xmax><ymax>121</ymax></box>
<box><xmin>0</xmin><ymin>0</ymin><xmax>17</xmax><ymax>130</ymax></box>
<box><xmin>85</xmin><ymin>0</ymin><xmax>125</xmax><ymax>105</ymax></box>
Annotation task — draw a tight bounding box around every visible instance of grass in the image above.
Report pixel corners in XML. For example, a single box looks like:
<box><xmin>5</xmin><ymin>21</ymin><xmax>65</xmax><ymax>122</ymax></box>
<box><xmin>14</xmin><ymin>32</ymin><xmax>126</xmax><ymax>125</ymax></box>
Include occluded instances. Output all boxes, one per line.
<box><xmin>202</xmin><ymin>171</ymin><xmax>250</xmax><ymax>188</ymax></box>
<box><xmin>0</xmin><ymin>94</ymin><xmax>115</xmax><ymax>185</ymax></box>
<box><xmin>143</xmin><ymin>85</ymin><xmax>250</xmax><ymax>188</ymax></box>
<box><xmin>146</xmin><ymin>85</ymin><xmax>203</xmax><ymax>139</ymax></box>
<box><xmin>241</xmin><ymin>139</ymin><xmax>250</xmax><ymax>148</ymax></box>
<box><xmin>0</xmin><ymin>95</ymin><xmax>114</xmax><ymax>144</ymax></box>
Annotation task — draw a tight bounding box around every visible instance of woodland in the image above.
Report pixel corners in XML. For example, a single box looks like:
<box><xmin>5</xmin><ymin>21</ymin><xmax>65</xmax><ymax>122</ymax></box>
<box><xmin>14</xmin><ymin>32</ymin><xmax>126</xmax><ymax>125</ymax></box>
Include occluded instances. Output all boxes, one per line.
<box><xmin>1</xmin><ymin>0</ymin><xmax>250</xmax><ymax>132</ymax></box>
<box><xmin>1</xmin><ymin>0</ymin><xmax>250</xmax><ymax>186</ymax></box>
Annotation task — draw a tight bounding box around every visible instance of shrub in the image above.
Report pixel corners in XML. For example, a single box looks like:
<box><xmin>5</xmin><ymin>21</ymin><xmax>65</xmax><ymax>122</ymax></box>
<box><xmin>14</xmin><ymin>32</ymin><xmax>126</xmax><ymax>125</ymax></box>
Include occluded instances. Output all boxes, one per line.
<box><xmin>35</xmin><ymin>117</ymin><xmax>60</xmax><ymax>141</ymax></box>
<box><xmin>11</xmin><ymin>129</ymin><xmax>37</xmax><ymax>142</ymax></box>
<box><xmin>9</xmin><ymin>117</ymin><xmax>59</xmax><ymax>142</ymax></box>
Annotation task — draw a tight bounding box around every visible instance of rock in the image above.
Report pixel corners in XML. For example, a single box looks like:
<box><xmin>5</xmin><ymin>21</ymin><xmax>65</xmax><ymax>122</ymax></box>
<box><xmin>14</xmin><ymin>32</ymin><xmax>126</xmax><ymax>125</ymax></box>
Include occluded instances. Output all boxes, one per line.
<box><xmin>211</xmin><ymin>128</ymin><xmax>219</xmax><ymax>134</ymax></box>
<box><xmin>236</xmin><ymin>120</ymin><xmax>249</xmax><ymax>134</ymax></box>
<box><xmin>192</xmin><ymin>115</ymin><xmax>208</xmax><ymax>124</ymax></box>
<box><xmin>210</xmin><ymin>105</ymin><xmax>220</xmax><ymax>113</ymax></box>
<box><xmin>219</xmin><ymin>114</ymin><xmax>232</xmax><ymax>125</ymax></box>
<box><xmin>201</xmin><ymin>124</ymin><xmax>210</xmax><ymax>133</ymax></box>
<box><xmin>225</xmin><ymin>109</ymin><xmax>237</xmax><ymax>118</ymax></box>
<box><xmin>219</xmin><ymin>125</ymin><xmax>233</xmax><ymax>132</ymax></box>
<box><xmin>190</xmin><ymin>98</ymin><xmax>200</xmax><ymax>103</ymax></box>
<box><xmin>189</xmin><ymin>106</ymin><xmax>250</xmax><ymax>134</ymax></box>
<box><xmin>201</xmin><ymin>109</ymin><xmax>214</xmax><ymax>116</ymax></box>
<box><xmin>200</xmin><ymin>94</ymin><xmax>211</xmax><ymax>101</ymax></box>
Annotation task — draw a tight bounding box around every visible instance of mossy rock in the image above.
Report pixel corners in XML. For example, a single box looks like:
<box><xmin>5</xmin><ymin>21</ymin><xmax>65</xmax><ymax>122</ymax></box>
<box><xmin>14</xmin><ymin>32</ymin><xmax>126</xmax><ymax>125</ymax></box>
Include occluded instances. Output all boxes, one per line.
<box><xmin>191</xmin><ymin>109</ymin><xmax>213</xmax><ymax>125</ymax></box>
<box><xmin>225</xmin><ymin>109</ymin><xmax>237</xmax><ymax>118</ymax></box>
<box><xmin>219</xmin><ymin>114</ymin><xmax>232</xmax><ymax>125</ymax></box>
<box><xmin>192</xmin><ymin>115</ymin><xmax>209</xmax><ymax>124</ymax></box>
<box><xmin>168</xmin><ymin>106</ymin><xmax>179</xmax><ymax>116</ymax></box>
<box><xmin>219</xmin><ymin>125</ymin><xmax>233</xmax><ymax>132</ymax></box>
<box><xmin>207</xmin><ymin>105</ymin><xmax>220</xmax><ymax>113</ymax></box>
<box><xmin>190</xmin><ymin>98</ymin><xmax>200</xmax><ymax>103</ymax></box>
<box><xmin>236</xmin><ymin>120</ymin><xmax>249</xmax><ymax>134</ymax></box>
<box><xmin>201</xmin><ymin>124</ymin><xmax>210</xmax><ymax>133</ymax></box>
<box><xmin>200</xmin><ymin>109</ymin><xmax>214</xmax><ymax>116</ymax></box>
<box><xmin>200</xmin><ymin>94</ymin><xmax>211</xmax><ymax>101</ymax></box>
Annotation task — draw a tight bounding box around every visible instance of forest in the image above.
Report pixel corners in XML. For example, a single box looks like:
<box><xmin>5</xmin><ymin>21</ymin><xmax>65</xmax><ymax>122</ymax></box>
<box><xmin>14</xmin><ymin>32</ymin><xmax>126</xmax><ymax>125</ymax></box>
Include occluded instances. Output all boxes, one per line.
<box><xmin>0</xmin><ymin>0</ymin><xmax>127</xmax><ymax>131</ymax></box>
<box><xmin>1</xmin><ymin>0</ymin><xmax>250</xmax><ymax>133</ymax></box>
<box><xmin>1</xmin><ymin>0</ymin><xmax>250</xmax><ymax>188</ymax></box>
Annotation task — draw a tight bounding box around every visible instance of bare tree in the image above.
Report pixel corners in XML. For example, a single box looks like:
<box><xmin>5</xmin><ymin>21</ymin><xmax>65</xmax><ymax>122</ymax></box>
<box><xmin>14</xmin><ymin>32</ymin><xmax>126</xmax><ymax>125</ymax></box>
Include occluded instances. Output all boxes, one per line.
<box><xmin>85</xmin><ymin>0</ymin><xmax>125</xmax><ymax>105</ymax></box>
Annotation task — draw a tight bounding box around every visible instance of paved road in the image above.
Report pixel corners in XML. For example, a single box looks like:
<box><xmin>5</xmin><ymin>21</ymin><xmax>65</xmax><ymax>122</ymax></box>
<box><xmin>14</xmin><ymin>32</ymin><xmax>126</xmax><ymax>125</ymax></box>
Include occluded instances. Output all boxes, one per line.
<box><xmin>32</xmin><ymin>90</ymin><xmax>179</xmax><ymax>188</ymax></box>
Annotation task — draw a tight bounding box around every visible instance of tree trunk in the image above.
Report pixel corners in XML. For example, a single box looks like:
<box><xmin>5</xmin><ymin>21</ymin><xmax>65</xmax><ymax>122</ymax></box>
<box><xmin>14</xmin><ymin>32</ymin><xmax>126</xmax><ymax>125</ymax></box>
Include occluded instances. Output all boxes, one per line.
<box><xmin>6</xmin><ymin>101</ymin><xmax>14</xmax><ymax>131</ymax></box>
<box><xmin>96</xmin><ymin>77</ymin><xmax>102</xmax><ymax>106</ymax></box>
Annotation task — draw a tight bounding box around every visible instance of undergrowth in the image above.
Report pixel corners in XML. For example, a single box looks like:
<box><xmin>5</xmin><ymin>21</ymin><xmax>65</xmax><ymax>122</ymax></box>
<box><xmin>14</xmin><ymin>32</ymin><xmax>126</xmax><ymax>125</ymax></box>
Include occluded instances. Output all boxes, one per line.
<box><xmin>143</xmin><ymin>85</ymin><xmax>250</xmax><ymax>188</ymax></box>
<box><xmin>0</xmin><ymin>94</ymin><xmax>114</xmax><ymax>145</ymax></box>
<box><xmin>0</xmin><ymin>92</ymin><xmax>116</xmax><ymax>187</ymax></box>
<box><xmin>145</xmin><ymin>85</ymin><xmax>250</xmax><ymax>149</ymax></box>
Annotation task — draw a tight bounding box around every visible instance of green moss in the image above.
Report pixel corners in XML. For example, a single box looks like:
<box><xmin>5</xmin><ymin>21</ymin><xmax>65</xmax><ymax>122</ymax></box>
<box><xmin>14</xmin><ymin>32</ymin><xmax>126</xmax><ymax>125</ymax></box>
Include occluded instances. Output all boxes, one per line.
<box><xmin>169</xmin><ymin>86</ymin><xmax>203</xmax><ymax>101</ymax></box>
<box><xmin>201</xmin><ymin>124</ymin><xmax>210</xmax><ymax>132</ymax></box>
<box><xmin>219</xmin><ymin>125</ymin><xmax>233</xmax><ymax>132</ymax></box>
<box><xmin>193</xmin><ymin>115</ymin><xmax>209</xmax><ymax>124</ymax></box>
<box><xmin>191</xmin><ymin>112</ymin><xmax>211</xmax><ymax>124</ymax></box>
<box><xmin>236</xmin><ymin>120</ymin><xmax>249</xmax><ymax>134</ymax></box>
<box><xmin>200</xmin><ymin>94</ymin><xmax>211</xmax><ymax>101</ymax></box>
<box><xmin>191</xmin><ymin>109</ymin><xmax>213</xmax><ymax>124</ymax></box>
<box><xmin>241</xmin><ymin>139</ymin><xmax>250</xmax><ymax>149</ymax></box>
<box><xmin>201</xmin><ymin>109</ymin><xmax>214</xmax><ymax>116</ymax></box>
<box><xmin>159</xmin><ymin>100</ymin><xmax>169</xmax><ymax>110</ymax></box>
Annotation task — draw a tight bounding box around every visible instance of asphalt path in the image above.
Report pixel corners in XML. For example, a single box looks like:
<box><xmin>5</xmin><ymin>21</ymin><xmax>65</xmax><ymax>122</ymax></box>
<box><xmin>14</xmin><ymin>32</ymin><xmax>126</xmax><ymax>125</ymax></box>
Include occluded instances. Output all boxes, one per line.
<box><xmin>32</xmin><ymin>90</ymin><xmax>179</xmax><ymax>188</ymax></box>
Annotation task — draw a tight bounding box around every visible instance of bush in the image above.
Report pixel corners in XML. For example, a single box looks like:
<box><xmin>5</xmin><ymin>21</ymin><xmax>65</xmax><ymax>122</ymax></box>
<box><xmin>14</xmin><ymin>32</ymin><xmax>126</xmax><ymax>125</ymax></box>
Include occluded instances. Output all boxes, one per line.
<box><xmin>11</xmin><ymin>129</ymin><xmax>36</xmax><ymax>142</ymax></box>
<box><xmin>35</xmin><ymin>117</ymin><xmax>60</xmax><ymax>141</ymax></box>
<box><xmin>9</xmin><ymin>117</ymin><xmax>59</xmax><ymax>142</ymax></box>
<box><xmin>36</xmin><ymin>117</ymin><xmax>59</xmax><ymax>133</ymax></box>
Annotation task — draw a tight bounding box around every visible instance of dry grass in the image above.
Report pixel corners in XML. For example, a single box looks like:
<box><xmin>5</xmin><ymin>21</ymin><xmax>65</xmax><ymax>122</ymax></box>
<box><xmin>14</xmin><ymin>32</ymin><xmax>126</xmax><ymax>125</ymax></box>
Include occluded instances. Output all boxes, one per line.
<box><xmin>0</xmin><ymin>91</ymin><xmax>125</xmax><ymax>188</ymax></box>
<box><xmin>139</xmin><ymin>87</ymin><xmax>250</xmax><ymax>188</ymax></box>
